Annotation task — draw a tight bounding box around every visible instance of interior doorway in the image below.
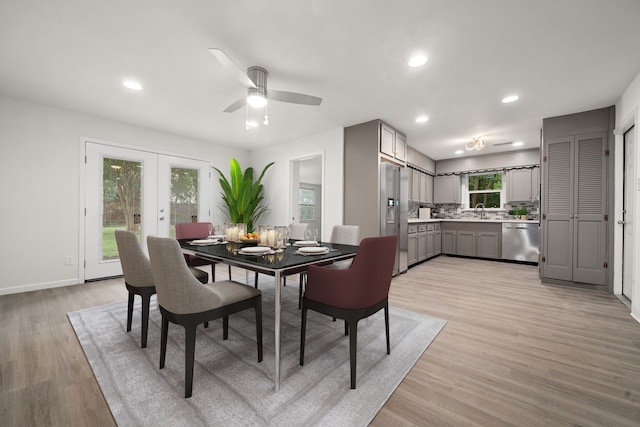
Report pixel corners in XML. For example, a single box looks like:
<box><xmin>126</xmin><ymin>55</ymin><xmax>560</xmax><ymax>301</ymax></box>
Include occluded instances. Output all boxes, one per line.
<box><xmin>622</xmin><ymin>126</ymin><xmax>635</xmax><ymax>300</ymax></box>
<box><xmin>290</xmin><ymin>154</ymin><xmax>323</xmax><ymax>239</ymax></box>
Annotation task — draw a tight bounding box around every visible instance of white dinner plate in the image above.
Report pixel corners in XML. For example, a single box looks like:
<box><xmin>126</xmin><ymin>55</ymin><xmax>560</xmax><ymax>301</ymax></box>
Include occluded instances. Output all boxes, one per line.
<box><xmin>190</xmin><ymin>239</ymin><xmax>217</xmax><ymax>245</ymax></box>
<box><xmin>293</xmin><ymin>241</ymin><xmax>319</xmax><ymax>247</ymax></box>
<box><xmin>239</xmin><ymin>246</ymin><xmax>272</xmax><ymax>255</ymax></box>
<box><xmin>297</xmin><ymin>246</ymin><xmax>329</xmax><ymax>254</ymax></box>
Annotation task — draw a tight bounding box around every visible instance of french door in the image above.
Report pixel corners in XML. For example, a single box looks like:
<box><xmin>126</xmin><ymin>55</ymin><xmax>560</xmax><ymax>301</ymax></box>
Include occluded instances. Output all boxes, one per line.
<box><xmin>84</xmin><ymin>142</ymin><xmax>211</xmax><ymax>280</ymax></box>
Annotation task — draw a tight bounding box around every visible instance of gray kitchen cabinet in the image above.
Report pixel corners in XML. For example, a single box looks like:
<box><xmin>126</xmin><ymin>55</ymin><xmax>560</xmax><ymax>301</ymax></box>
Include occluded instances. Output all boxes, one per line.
<box><xmin>442</xmin><ymin>222</ymin><xmax>501</xmax><ymax>259</ymax></box>
<box><xmin>441</xmin><ymin>226</ymin><xmax>457</xmax><ymax>254</ymax></box>
<box><xmin>477</xmin><ymin>230</ymin><xmax>501</xmax><ymax>259</ymax></box>
<box><xmin>508</xmin><ymin>168</ymin><xmax>534</xmax><ymax>202</ymax></box>
<box><xmin>434</xmin><ymin>224</ymin><xmax>442</xmax><ymax>255</ymax></box>
<box><xmin>419</xmin><ymin>173</ymin><xmax>428</xmax><ymax>203</ymax></box>
<box><xmin>410</xmin><ymin>169</ymin><xmax>421</xmax><ymax>202</ymax></box>
<box><xmin>541</xmin><ymin>106</ymin><xmax>612</xmax><ymax>289</ymax></box>
<box><xmin>426</xmin><ymin>174</ymin><xmax>434</xmax><ymax>204</ymax></box>
<box><xmin>434</xmin><ymin>175</ymin><xmax>461</xmax><ymax>204</ymax></box>
<box><xmin>456</xmin><ymin>230</ymin><xmax>476</xmax><ymax>257</ymax></box>
<box><xmin>408</xmin><ymin>224</ymin><xmax>418</xmax><ymax>265</ymax></box>
<box><xmin>380</xmin><ymin>122</ymin><xmax>406</xmax><ymax>163</ymax></box>
<box><xmin>417</xmin><ymin>224</ymin><xmax>427</xmax><ymax>261</ymax></box>
<box><xmin>426</xmin><ymin>224</ymin><xmax>436</xmax><ymax>258</ymax></box>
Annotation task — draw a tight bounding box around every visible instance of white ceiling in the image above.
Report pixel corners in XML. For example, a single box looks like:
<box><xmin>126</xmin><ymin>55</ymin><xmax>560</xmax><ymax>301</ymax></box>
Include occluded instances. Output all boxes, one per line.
<box><xmin>1</xmin><ymin>0</ymin><xmax>639</xmax><ymax>160</ymax></box>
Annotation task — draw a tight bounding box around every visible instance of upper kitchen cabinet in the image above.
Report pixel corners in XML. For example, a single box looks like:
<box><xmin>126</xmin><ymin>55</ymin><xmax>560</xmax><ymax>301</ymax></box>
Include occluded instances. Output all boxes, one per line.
<box><xmin>434</xmin><ymin>175</ymin><xmax>461</xmax><ymax>204</ymax></box>
<box><xmin>380</xmin><ymin>122</ymin><xmax>406</xmax><ymax>163</ymax></box>
<box><xmin>507</xmin><ymin>166</ymin><xmax>540</xmax><ymax>202</ymax></box>
<box><xmin>541</xmin><ymin>106</ymin><xmax>614</xmax><ymax>290</ymax></box>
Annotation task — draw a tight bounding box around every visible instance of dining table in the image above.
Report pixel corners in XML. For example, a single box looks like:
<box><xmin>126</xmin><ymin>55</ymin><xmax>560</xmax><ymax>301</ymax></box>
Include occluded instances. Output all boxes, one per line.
<box><xmin>179</xmin><ymin>237</ymin><xmax>359</xmax><ymax>392</ymax></box>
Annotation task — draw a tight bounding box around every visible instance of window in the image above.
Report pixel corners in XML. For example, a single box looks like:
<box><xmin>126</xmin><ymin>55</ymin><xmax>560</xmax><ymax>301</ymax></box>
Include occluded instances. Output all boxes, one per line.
<box><xmin>299</xmin><ymin>188</ymin><xmax>316</xmax><ymax>220</ymax></box>
<box><xmin>465</xmin><ymin>172</ymin><xmax>504</xmax><ymax>209</ymax></box>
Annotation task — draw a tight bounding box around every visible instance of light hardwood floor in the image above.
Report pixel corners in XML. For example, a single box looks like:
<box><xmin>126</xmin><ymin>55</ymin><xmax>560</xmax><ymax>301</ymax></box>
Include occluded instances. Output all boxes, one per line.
<box><xmin>1</xmin><ymin>257</ymin><xmax>639</xmax><ymax>426</ymax></box>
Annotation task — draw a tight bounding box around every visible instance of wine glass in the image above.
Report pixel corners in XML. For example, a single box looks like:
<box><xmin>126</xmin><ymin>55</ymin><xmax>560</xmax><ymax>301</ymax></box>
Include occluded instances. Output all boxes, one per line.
<box><xmin>304</xmin><ymin>228</ymin><xmax>312</xmax><ymax>242</ymax></box>
<box><xmin>312</xmin><ymin>229</ymin><xmax>319</xmax><ymax>243</ymax></box>
<box><xmin>207</xmin><ymin>223</ymin><xmax>214</xmax><ymax>237</ymax></box>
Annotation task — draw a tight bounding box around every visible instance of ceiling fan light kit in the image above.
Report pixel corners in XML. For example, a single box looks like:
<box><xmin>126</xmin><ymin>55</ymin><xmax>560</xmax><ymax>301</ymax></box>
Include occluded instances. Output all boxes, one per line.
<box><xmin>209</xmin><ymin>48</ymin><xmax>322</xmax><ymax>128</ymax></box>
<box><xmin>466</xmin><ymin>137</ymin><xmax>486</xmax><ymax>151</ymax></box>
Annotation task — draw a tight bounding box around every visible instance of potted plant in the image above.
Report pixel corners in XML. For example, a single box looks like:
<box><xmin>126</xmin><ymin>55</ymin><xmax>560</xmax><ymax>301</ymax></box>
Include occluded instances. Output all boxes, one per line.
<box><xmin>508</xmin><ymin>207</ymin><xmax>528</xmax><ymax>219</ymax></box>
<box><xmin>213</xmin><ymin>159</ymin><xmax>275</xmax><ymax>233</ymax></box>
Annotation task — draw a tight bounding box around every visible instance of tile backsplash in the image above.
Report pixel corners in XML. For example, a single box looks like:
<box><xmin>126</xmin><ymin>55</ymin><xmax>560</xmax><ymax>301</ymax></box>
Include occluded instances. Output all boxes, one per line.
<box><xmin>409</xmin><ymin>201</ymin><xmax>540</xmax><ymax>221</ymax></box>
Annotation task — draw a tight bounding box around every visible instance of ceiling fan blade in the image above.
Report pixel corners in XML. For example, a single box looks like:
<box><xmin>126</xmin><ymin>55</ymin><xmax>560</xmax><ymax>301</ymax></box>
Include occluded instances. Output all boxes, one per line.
<box><xmin>208</xmin><ymin>48</ymin><xmax>256</xmax><ymax>89</ymax></box>
<box><xmin>269</xmin><ymin>89</ymin><xmax>322</xmax><ymax>106</ymax></box>
<box><xmin>223</xmin><ymin>97</ymin><xmax>247</xmax><ymax>113</ymax></box>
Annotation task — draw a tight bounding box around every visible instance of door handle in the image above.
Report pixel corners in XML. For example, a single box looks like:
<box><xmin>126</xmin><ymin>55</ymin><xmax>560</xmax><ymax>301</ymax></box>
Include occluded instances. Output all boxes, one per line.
<box><xmin>159</xmin><ymin>216</ymin><xmax>165</xmax><ymax>221</ymax></box>
<box><xmin>618</xmin><ymin>220</ymin><xmax>626</xmax><ymax>225</ymax></box>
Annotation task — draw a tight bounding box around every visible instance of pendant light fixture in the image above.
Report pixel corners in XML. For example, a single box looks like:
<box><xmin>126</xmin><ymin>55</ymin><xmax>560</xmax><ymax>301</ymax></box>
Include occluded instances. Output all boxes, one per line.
<box><xmin>466</xmin><ymin>137</ymin><xmax>486</xmax><ymax>151</ymax></box>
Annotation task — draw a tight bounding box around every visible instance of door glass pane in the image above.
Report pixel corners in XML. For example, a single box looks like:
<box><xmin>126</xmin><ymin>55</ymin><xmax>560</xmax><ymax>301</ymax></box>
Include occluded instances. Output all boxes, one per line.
<box><xmin>103</xmin><ymin>158</ymin><xmax>142</xmax><ymax>260</ymax></box>
<box><xmin>299</xmin><ymin>188</ymin><xmax>315</xmax><ymax>220</ymax></box>
<box><xmin>170</xmin><ymin>167</ymin><xmax>199</xmax><ymax>238</ymax></box>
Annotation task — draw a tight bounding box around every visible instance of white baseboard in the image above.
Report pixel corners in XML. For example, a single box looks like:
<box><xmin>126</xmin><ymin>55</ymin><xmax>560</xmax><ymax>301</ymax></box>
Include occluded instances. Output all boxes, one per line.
<box><xmin>0</xmin><ymin>278</ymin><xmax>80</xmax><ymax>296</ymax></box>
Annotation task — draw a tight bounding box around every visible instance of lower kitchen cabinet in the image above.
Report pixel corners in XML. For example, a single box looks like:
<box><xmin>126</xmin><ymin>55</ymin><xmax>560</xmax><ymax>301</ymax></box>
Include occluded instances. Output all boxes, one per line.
<box><xmin>417</xmin><ymin>224</ymin><xmax>427</xmax><ymax>262</ymax></box>
<box><xmin>408</xmin><ymin>224</ymin><xmax>418</xmax><ymax>265</ymax></box>
<box><xmin>440</xmin><ymin>222</ymin><xmax>501</xmax><ymax>259</ymax></box>
<box><xmin>408</xmin><ymin>222</ymin><xmax>441</xmax><ymax>266</ymax></box>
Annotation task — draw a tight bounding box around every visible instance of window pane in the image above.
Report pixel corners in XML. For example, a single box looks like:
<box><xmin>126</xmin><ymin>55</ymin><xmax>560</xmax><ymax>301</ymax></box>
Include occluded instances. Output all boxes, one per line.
<box><xmin>300</xmin><ymin>205</ymin><xmax>315</xmax><ymax>220</ymax></box>
<box><xmin>468</xmin><ymin>174</ymin><xmax>502</xmax><ymax>190</ymax></box>
<box><xmin>299</xmin><ymin>188</ymin><xmax>315</xmax><ymax>205</ymax></box>
<box><xmin>103</xmin><ymin>158</ymin><xmax>141</xmax><ymax>260</ymax></box>
<box><xmin>171</xmin><ymin>167</ymin><xmax>199</xmax><ymax>238</ymax></box>
<box><xmin>469</xmin><ymin>192</ymin><xmax>501</xmax><ymax>208</ymax></box>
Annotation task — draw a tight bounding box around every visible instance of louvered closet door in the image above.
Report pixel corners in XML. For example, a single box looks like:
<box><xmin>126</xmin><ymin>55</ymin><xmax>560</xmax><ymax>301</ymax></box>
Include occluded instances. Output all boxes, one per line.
<box><xmin>544</xmin><ymin>136</ymin><xmax>574</xmax><ymax>281</ymax></box>
<box><xmin>573</xmin><ymin>132</ymin><xmax>606</xmax><ymax>285</ymax></box>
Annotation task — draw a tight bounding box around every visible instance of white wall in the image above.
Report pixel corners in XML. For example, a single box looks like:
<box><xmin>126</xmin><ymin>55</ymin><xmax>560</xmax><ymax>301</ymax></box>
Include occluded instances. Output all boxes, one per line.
<box><xmin>249</xmin><ymin>127</ymin><xmax>344</xmax><ymax>242</ymax></box>
<box><xmin>615</xmin><ymin>71</ymin><xmax>640</xmax><ymax>323</ymax></box>
<box><xmin>0</xmin><ymin>95</ymin><xmax>247</xmax><ymax>295</ymax></box>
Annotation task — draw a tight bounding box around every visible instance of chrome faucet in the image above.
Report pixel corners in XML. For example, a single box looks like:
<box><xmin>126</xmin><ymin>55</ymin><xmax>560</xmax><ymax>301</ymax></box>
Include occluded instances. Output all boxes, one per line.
<box><xmin>475</xmin><ymin>203</ymin><xmax>485</xmax><ymax>219</ymax></box>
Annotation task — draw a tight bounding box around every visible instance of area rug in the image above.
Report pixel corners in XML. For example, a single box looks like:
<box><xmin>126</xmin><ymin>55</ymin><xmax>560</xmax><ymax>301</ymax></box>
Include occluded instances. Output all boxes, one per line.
<box><xmin>68</xmin><ymin>277</ymin><xmax>446</xmax><ymax>426</ymax></box>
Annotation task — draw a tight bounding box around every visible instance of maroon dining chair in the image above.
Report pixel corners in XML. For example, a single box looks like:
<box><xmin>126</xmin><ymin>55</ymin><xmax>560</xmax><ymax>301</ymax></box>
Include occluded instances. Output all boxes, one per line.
<box><xmin>299</xmin><ymin>234</ymin><xmax>397</xmax><ymax>389</ymax></box>
<box><xmin>175</xmin><ymin>222</ymin><xmax>229</xmax><ymax>282</ymax></box>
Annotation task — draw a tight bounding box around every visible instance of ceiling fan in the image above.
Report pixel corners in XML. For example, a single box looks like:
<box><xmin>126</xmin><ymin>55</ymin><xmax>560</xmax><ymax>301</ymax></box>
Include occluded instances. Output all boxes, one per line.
<box><xmin>208</xmin><ymin>48</ymin><xmax>323</xmax><ymax>116</ymax></box>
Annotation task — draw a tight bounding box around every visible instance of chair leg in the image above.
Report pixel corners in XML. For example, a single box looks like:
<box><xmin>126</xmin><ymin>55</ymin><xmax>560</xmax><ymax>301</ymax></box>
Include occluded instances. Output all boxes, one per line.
<box><xmin>223</xmin><ymin>316</ymin><xmax>229</xmax><ymax>340</ymax></box>
<box><xmin>126</xmin><ymin>292</ymin><xmax>134</xmax><ymax>332</ymax></box>
<box><xmin>344</xmin><ymin>320</ymin><xmax>348</xmax><ymax>336</ymax></box>
<box><xmin>211</xmin><ymin>264</ymin><xmax>216</xmax><ymax>282</ymax></box>
<box><xmin>204</xmin><ymin>321</ymin><xmax>209</xmax><ymax>328</ymax></box>
<box><xmin>255</xmin><ymin>303</ymin><xmax>263</xmax><ymax>362</ymax></box>
<box><xmin>300</xmin><ymin>304</ymin><xmax>307</xmax><ymax>366</ymax></box>
<box><xmin>160</xmin><ymin>316</ymin><xmax>169</xmax><ymax>369</ymax></box>
<box><xmin>348</xmin><ymin>320</ymin><xmax>358</xmax><ymax>389</ymax></box>
<box><xmin>254</xmin><ymin>272</ymin><xmax>259</xmax><ymax>288</ymax></box>
<box><xmin>228</xmin><ymin>265</ymin><xmax>232</xmax><ymax>281</ymax></box>
<box><xmin>384</xmin><ymin>303</ymin><xmax>390</xmax><ymax>354</ymax></box>
<box><xmin>184</xmin><ymin>325</ymin><xmax>197</xmax><ymax>398</ymax></box>
<box><xmin>141</xmin><ymin>293</ymin><xmax>151</xmax><ymax>348</ymax></box>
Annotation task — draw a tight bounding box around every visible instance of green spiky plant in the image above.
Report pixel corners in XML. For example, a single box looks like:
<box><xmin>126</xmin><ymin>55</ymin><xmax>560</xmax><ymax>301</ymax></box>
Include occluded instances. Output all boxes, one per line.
<box><xmin>213</xmin><ymin>159</ymin><xmax>275</xmax><ymax>233</ymax></box>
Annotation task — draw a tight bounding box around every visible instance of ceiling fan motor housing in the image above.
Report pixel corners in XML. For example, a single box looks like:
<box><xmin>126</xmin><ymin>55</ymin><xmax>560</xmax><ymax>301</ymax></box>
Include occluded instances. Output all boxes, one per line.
<box><xmin>247</xmin><ymin>66</ymin><xmax>267</xmax><ymax>98</ymax></box>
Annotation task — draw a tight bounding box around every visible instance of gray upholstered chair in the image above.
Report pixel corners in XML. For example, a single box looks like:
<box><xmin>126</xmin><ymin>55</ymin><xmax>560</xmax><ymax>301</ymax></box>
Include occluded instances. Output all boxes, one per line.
<box><xmin>147</xmin><ymin>236</ymin><xmax>263</xmax><ymax>398</ymax></box>
<box><xmin>300</xmin><ymin>235</ymin><xmax>397</xmax><ymax>389</ymax></box>
<box><xmin>115</xmin><ymin>230</ymin><xmax>208</xmax><ymax>348</ymax></box>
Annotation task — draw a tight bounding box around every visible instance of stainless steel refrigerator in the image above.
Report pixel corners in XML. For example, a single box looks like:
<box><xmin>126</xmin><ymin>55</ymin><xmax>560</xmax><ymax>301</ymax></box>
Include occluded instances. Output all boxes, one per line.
<box><xmin>379</xmin><ymin>162</ymin><xmax>408</xmax><ymax>275</ymax></box>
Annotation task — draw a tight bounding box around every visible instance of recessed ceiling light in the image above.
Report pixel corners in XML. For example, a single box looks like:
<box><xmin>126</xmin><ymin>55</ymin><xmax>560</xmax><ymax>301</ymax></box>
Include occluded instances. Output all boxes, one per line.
<box><xmin>502</xmin><ymin>95</ymin><xmax>519</xmax><ymax>103</ymax></box>
<box><xmin>123</xmin><ymin>80</ymin><xmax>143</xmax><ymax>91</ymax></box>
<box><xmin>408</xmin><ymin>55</ymin><xmax>428</xmax><ymax>68</ymax></box>
<box><xmin>415</xmin><ymin>115</ymin><xmax>429</xmax><ymax>123</ymax></box>
<box><xmin>455</xmin><ymin>150</ymin><xmax>464</xmax><ymax>155</ymax></box>
<box><xmin>513</xmin><ymin>141</ymin><xmax>524</xmax><ymax>147</ymax></box>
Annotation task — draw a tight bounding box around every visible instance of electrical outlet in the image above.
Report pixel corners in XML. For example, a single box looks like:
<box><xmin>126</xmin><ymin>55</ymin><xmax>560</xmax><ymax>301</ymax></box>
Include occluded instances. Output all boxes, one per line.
<box><xmin>65</xmin><ymin>256</ymin><xmax>73</xmax><ymax>266</ymax></box>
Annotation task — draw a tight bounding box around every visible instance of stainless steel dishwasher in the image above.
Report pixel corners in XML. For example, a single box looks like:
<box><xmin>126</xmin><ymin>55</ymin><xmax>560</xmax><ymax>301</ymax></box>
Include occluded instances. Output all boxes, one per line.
<box><xmin>501</xmin><ymin>222</ymin><xmax>539</xmax><ymax>262</ymax></box>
